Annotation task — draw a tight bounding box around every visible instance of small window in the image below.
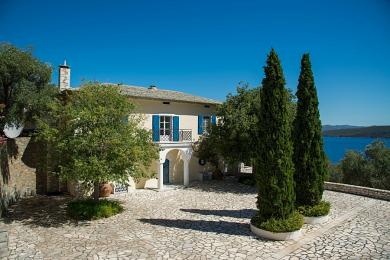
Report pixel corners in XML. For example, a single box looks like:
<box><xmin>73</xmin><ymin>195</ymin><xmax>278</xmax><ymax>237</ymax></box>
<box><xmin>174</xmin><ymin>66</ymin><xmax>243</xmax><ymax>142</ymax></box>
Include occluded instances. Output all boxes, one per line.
<box><xmin>203</xmin><ymin>116</ymin><xmax>211</xmax><ymax>134</ymax></box>
<box><xmin>163</xmin><ymin>101</ymin><xmax>170</xmax><ymax>105</ymax></box>
<box><xmin>204</xmin><ymin>105</ymin><xmax>210</xmax><ymax>108</ymax></box>
<box><xmin>160</xmin><ymin>116</ymin><xmax>172</xmax><ymax>137</ymax></box>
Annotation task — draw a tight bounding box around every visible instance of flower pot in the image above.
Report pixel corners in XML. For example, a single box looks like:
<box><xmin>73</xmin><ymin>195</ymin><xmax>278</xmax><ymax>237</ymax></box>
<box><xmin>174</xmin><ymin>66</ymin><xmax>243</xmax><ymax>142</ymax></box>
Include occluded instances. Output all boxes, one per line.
<box><xmin>304</xmin><ymin>214</ymin><xmax>329</xmax><ymax>224</ymax></box>
<box><xmin>250</xmin><ymin>223</ymin><xmax>302</xmax><ymax>241</ymax></box>
<box><xmin>99</xmin><ymin>183</ymin><xmax>113</xmax><ymax>197</ymax></box>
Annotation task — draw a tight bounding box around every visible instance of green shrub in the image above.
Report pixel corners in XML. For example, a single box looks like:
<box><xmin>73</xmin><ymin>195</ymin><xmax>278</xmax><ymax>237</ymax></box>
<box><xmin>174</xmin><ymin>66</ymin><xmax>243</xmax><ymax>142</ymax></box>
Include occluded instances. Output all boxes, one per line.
<box><xmin>297</xmin><ymin>201</ymin><xmax>330</xmax><ymax>217</ymax></box>
<box><xmin>67</xmin><ymin>199</ymin><xmax>124</xmax><ymax>220</ymax></box>
<box><xmin>339</xmin><ymin>141</ymin><xmax>390</xmax><ymax>190</ymax></box>
<box><xmin>238</xmin><ymin>175</ymin><xmax>255</xmax><ymax>186</ymax></box>
<box><xmin>251</xmin><ymin>211</ymin><xmax>303</xmax><ymax>233</ymax></box>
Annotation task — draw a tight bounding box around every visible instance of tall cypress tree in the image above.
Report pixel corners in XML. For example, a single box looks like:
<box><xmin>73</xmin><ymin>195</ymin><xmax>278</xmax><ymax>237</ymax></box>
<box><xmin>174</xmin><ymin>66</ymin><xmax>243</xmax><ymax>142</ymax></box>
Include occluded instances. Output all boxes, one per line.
<box><xmin>293</xmin><ymin>53</ymin><xmax>326</xmax><ymax>207</ymax></box>
<box><xmin>255</xmin><ymin>49</ymin><xmax>295</xmax><ymax>222</ymax></box>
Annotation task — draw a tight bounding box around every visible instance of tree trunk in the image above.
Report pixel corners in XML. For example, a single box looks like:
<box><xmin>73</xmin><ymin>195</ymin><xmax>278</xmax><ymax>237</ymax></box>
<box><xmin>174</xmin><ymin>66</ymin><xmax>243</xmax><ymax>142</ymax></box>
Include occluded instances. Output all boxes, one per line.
<box><xmin>93</xmin><ymin>182</ymin><xmax>100</xmax><ymax>202</ymax></box>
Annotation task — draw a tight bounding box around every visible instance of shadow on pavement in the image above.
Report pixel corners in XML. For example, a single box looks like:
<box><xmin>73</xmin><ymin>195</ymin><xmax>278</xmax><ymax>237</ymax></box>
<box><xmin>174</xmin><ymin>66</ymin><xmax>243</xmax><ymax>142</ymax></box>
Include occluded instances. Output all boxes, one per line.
<box><xmin>2</xmin><ymin>195</ymin><xmax>76</xmax><ymax>228</ymax></box>
<box><xmin>139</xmin><ymin>218</ymin><xmax>253</xmax><ymax>236</ymax></box>
<box><xmin>180</xmin><ymin>208</ymin><xmax>257</xmax><ymax>219</ymax></box>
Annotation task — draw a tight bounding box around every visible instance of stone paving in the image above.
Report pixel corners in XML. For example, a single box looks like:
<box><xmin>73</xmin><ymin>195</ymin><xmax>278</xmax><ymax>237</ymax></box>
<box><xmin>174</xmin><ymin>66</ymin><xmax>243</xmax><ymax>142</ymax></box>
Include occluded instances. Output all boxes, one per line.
<box><xmin>1</xmin><ymin>178</ymin><xmax>389</xmax><ymax>259</ymax></box>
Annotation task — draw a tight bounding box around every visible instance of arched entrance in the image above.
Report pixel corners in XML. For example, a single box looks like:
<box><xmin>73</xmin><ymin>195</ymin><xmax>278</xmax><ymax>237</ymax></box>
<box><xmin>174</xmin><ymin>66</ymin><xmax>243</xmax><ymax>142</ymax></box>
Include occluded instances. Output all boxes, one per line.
<box><xmin>158</xmin><ymin>144</ymin><xmax>192</xmax><ymax>189</ymax></box>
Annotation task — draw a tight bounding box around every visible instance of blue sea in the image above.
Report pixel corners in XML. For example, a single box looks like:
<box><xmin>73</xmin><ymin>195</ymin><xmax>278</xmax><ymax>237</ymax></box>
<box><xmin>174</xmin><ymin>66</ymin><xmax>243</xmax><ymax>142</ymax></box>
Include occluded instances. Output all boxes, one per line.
<box><xmin>323</xmin><ymin>136</ymin><xmax>390</xmax><ymax>164</ymax></box>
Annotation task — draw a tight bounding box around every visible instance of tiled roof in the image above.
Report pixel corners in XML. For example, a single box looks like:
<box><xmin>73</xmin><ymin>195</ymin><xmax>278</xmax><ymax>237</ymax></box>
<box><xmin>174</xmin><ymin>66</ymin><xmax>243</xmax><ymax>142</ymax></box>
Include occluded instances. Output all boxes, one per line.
<box><xmin>105</xmin><ymin>84</ymin><xmax>222</xmax><ymax>105</ymax></box>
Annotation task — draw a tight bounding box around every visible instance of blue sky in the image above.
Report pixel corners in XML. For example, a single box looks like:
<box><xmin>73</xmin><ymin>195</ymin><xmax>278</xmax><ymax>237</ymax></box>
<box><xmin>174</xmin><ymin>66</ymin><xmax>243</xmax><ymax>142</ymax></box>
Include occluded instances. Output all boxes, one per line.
<box><xmin>1</xmin><ymin>0</ymin><xmax>389</xmax><ymax>126</ymax></box>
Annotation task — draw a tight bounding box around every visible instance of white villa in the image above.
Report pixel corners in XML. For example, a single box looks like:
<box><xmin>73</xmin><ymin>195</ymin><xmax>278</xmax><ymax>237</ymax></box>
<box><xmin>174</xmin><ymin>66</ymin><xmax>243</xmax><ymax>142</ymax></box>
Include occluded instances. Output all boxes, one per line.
<box><xmin>119</xmin><ymin>84</ymin><xmax>221</xmax><ymax>190</ymax></box>
<box><xmin>59</xmin><ymin>62</ymin><xmax>221</xmax><ymax>192</ymax></box>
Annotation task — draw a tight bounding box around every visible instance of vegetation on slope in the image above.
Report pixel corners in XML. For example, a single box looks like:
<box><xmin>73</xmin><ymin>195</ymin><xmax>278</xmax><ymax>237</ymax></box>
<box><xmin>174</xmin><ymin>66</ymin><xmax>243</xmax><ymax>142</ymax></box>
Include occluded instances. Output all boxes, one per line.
<box><xmin>327</xmin><ymin>141</ymin><xmax>390</xmax><ymax>190</ymax></box>
<box><xmin>323</xmin><ymin>126</ymin><xmax>390</xmax><ymax>138</ymax></box>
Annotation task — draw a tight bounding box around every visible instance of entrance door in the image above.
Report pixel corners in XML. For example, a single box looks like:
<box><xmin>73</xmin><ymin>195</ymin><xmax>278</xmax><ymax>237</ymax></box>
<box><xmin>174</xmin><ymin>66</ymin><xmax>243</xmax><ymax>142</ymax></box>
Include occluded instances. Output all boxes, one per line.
<box><xmin>163</xmin><ymin>159</ymin><xmax>169</xmax><ymax>184</ymax></box>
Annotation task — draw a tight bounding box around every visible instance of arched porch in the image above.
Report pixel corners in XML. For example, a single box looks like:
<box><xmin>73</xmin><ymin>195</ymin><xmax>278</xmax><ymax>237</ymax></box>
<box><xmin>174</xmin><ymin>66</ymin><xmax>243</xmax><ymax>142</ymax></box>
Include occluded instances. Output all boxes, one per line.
<box><xmin>158</xmin><ymin>143</ymin><xmax>192</xmax><ymax>190</ymax></box>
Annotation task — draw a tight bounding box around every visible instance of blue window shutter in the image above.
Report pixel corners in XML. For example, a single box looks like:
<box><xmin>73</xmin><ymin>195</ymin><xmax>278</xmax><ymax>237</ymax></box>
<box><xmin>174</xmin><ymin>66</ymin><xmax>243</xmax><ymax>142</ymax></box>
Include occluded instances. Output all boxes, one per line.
<box><xmin>173</xmin><ymin>116</ymin><xmax>179</xmax><ymax>141</ymax></box>
<box><xmin>152</xmin><ymin>115</ymin><xmax>160</xmax><ymax>142</ymax></box>
<box><xmin>198</xmin><ymin>114</ymin><xmax>203</xmax><ymax>134</ymax></box>
<box><xmin>211</xmin><ymin>115</ymin><xmax>216</xmax><ymax>125</ymax></box>
<box><xmin>122</xmin><ymin>116</ymin><xmax>128</xmax><ymax>124</ymax></box>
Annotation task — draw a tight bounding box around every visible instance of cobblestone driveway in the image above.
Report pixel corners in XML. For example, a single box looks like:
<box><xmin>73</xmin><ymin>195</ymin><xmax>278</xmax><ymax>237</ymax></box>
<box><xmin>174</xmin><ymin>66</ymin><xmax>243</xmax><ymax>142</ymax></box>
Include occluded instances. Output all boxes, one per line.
<box><xmin>1</xmin><ymin>179</ymin><xmax>390</xmax><ymax>259</ymax></box>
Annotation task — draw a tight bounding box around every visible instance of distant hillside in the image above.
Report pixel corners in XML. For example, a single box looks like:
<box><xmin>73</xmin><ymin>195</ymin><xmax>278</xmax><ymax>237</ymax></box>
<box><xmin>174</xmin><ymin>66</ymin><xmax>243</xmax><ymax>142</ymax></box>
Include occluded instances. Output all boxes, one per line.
<box><xmin>322</xmin><ymin>125</ymin><xmax>361</xmax><ymax>131</ymax></box>
<box><xmin>323</xmin><ymin>126</ymin><xmax>390</xmax><ymax>138</ymax></box>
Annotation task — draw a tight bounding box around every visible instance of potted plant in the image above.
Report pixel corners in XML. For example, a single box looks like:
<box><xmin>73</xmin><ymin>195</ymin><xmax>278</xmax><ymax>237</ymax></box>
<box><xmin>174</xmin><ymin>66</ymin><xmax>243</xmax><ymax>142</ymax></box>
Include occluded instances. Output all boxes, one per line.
<box><xmin>99</xmin><ymin>183</ymin><xmax>113</xmax><ymax>197</ymax></box>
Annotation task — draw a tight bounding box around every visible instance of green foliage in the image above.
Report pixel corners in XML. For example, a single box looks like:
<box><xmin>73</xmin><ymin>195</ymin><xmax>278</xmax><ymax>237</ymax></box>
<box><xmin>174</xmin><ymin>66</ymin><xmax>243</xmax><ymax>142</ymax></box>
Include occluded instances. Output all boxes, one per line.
<box><xmin>196</xmin><ymin>126</ymin><xmax>223</xmax><ymax>170</ymax></box>
<box><xmin>254</xmin><ymin>49</ymin><xmax>295</xmax><ymax>222</ymax></box>
<box><xmin>216</xmin><ymin>83</ymin><xmax>260</xmax><ymax>165</ymax></box>
<box><xmin>67</xmin><ymin>199</ymin><xmax>123</xmax><ymax>220</ymax></box>
<box><xmin>339</xmin><ymin>141</ymin><xmax>390</xmax><ymax>190</ymax></box>
<box><xmin>327</xmin><ymin>163</ymin><xmax>343</xmax><ymax>183</ymax></box>
<box><xmin>37</xmin><ymin>83</ymin><xmax>159</xmax><ymax>196</ymax></box>
<box><xmin>0</xmin><ymin>43</ymin><xmax>55</xmax><ymax>127</ymax></box>
<box><xmin>297</xmin><ymin>201</ymin><xmax>330</xmax><ymax>217</ymax></box>
<box><xmin>293</xmin><ymin>53</ymin><xmax>327</xmax><ymax>207</ymax></box>
<box><xmin>216</xmin><ymin>85</ymin><xmax>295</xmax><ymax>162</ymax></box>
<box><xmin>251</xmin><ymin>211</ymin><xmax>303</xmax><ymax>233</ymax></box>
<box><xmin>237</xmin><ymin>175</ymin><xmax>255</xmax><ymax>186</ymax></box>
<box><xmin>197</xmin><ymin>81</ymin><xmax>295</xmax><ymax>173</ymax></box>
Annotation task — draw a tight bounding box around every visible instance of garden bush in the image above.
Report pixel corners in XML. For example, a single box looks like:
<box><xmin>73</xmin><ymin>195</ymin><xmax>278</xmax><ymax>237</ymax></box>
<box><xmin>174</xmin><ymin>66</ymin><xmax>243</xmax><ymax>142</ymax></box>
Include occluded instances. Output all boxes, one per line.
<box><xmin>238</xmin><ymin>175</ymin><xmax>255</xmax><ymax>186</ymax></box>
<box><xmin>297</xmin><ymin>201</ymin><xmax>330</xmax><ymax>217</ymax></box>
<box><xmin>251</xmin><ymin>211</ymin><xmax>303</xmax><ymax>233</ymax></box>
<box><xmin>67</xmin><ymin>199</ymin><xmax>124</xmax><ymax>220</ymax></box>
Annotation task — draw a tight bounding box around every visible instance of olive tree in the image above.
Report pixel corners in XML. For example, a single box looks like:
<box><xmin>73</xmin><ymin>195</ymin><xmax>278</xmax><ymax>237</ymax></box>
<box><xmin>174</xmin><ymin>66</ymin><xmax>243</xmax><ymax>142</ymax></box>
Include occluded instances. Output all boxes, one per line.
<box><xmin>37</xmin><ymin>83</ymin><xmax>158</xmax><ymax>201</ymax></box>
<box><xmin>0</xmin><ymin>43</ymin><xmax>55</xmax><ymax>127</ymax></box>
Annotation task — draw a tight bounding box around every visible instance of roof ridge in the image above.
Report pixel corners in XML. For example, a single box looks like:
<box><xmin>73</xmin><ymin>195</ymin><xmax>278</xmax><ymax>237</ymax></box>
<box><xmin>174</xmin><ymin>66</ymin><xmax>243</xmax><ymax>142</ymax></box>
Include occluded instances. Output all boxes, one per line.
<box><xmin>104</xmin><ymin>83</ymin><xmax>221</xmax><ymax>105</ymax></box>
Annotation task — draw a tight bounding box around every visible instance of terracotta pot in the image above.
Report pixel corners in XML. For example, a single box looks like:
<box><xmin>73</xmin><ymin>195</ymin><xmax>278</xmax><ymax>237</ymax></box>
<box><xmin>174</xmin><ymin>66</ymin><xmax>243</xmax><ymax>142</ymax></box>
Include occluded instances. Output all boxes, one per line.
<box><xmin>99</xmin><ymin>183</ymin><xmax>112</xmax><ymax>197</ymax></box>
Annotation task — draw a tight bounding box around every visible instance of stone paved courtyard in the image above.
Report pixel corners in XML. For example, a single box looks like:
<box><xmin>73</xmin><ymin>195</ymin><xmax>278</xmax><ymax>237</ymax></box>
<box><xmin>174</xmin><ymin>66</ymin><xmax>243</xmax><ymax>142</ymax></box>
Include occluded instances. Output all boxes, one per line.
<box><xmin>1</xmin><ymin>178</ymin><xmax>389</xmax><ymax>259</ymax></box>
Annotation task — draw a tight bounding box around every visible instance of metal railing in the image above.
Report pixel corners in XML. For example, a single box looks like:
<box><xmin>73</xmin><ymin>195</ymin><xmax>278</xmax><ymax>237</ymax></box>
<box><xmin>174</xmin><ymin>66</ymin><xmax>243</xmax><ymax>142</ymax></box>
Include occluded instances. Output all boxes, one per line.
<box><xmin>179</xmin><ymin>129</ymin><xmax>192</xmax><ymax>142</ymax></box>
<box><xmin>155</xmin><ymin>129</ymin><xmax>192</xmax><ymax>142</ymax></box>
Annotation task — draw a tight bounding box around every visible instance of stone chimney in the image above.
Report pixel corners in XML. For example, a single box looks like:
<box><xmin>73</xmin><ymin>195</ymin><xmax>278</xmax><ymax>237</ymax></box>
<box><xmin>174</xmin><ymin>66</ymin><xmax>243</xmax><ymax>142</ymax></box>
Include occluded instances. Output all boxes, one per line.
<box><xmin>59</xmin><ymin>60</ymin><xmax>70</xmax><ymax>91</ymax></box>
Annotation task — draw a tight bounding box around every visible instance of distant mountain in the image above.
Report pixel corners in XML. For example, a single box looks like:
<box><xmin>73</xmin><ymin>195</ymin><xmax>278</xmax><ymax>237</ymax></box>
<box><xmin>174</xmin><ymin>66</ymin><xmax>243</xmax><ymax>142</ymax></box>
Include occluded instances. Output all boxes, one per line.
<box><xmin>322</xmin><ymin>125</ymin><xmax>361</xmax><ymax>131</ymax></box>
<box><xmin>323</xmin><ymin>126</ymin><xmax>390</xmax><ymax>138</ymax></box>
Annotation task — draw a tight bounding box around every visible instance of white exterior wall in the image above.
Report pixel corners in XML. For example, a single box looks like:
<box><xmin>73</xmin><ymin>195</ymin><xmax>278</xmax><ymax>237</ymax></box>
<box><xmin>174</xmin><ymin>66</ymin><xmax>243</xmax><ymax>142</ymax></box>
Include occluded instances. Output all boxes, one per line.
<box><xmin>125</xmin><ymin>97</ymin><xmax>218</xmax><ymax>189</ymax></box>
<box><xmin>131</xmin><ymin>98</ymin><xmax>217</xmax><ymax>142</ymax></box>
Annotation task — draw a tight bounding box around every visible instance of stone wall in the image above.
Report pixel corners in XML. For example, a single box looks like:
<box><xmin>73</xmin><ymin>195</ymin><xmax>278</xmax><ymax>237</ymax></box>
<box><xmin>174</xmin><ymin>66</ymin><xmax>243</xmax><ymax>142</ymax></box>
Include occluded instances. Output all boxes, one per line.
<box><xmin>325</xmin><ymin>181</ymin><xmax>390</xmax><ymax>201</ymax></box>
<box><xmin>0</xmin><ymin>230</ymin><xmax>7</xmax><ymax>258</ymax></box>
<box><xmin>0</xmin><ymin>137</ymin><xmax>38</xmax><ymax>216</ymax></box>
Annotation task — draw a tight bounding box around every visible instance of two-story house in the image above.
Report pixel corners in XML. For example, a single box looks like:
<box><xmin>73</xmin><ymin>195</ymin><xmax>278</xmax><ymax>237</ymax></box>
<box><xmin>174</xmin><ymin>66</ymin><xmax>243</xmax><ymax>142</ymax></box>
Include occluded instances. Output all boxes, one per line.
<box><xmin>115</xmin><ymin>84</ymin><xmax>221</xmax><ymax>190</ymax></box>
<box><xmin>60</xmin><ymin>63</ymin><xmax>221</xmax><ymax>193</ymax></box>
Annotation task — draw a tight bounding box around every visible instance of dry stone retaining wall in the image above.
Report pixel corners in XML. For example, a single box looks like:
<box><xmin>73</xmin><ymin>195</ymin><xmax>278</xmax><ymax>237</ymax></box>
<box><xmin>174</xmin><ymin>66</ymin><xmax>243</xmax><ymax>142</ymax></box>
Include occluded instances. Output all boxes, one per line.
<box><xmin>0</xmin><ymin>137</ymin><xmax>37</xmax><ymax>216</ymax></box>
<box><xmin>325</xmin><ymin>181</ymin><xmax>390</xmax><ymax>201</ymax></box>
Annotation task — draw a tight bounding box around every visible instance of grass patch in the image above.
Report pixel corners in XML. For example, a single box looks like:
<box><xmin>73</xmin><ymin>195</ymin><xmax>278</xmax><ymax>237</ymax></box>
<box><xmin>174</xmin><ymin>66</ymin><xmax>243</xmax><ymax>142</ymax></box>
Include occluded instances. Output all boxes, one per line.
<box><xmin>67</xmin><ymin>199</ymin><xmax>124</xmax><ymax>220</ymax></box>
<box><xmin>297</xmin><ymin>201</ymin><xmax>331</xmax><ymax>217</ymax></box>
<box><xmin>251</xmin><ymin>211</ymin><xmax>304</xmax><ymax>233</ymax></box>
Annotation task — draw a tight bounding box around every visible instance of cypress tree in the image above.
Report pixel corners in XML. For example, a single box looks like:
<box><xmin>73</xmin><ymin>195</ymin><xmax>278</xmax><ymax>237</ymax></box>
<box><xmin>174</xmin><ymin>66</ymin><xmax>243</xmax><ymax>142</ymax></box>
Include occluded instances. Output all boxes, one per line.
<box><xmin>254</xmin><ymin>49</ymin><xmax>295</xmax><ymax>222</ymax></box>
<box><xmin>293</xmin><ymin>53</ymin><xmax>326</xmax><ymax>207</ymax></box>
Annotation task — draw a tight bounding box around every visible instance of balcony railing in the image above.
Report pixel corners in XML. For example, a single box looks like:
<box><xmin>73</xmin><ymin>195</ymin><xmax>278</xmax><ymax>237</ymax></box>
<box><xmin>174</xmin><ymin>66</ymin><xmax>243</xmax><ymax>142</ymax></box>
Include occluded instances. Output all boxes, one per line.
<box><xmin>155</xmin><ymin>129</ymin><xmax>193</xmax><ymax>142</ymax></box>
<box><xmin>179</xmin><ymin>129</ymin><xmax>192</xmax><ymax>142</ymax></box>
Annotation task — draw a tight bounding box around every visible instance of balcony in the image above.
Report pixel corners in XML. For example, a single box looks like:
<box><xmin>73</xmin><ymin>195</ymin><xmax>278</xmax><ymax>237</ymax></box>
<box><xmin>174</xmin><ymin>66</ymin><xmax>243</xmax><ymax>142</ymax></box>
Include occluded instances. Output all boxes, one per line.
<box><xmin>153</xmin><ymin>129</ymin><xmax>193</xmax><ymax>143</ymax></box>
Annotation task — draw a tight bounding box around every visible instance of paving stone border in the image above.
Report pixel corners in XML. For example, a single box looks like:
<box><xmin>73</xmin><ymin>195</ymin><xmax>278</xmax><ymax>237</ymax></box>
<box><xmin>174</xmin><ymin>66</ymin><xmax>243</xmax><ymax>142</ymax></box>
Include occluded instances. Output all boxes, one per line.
<box><xmin>0</xmin><ymin>229</ymin><xmax>8</xmax><ymax>258</ymax></box>
<box><xmin>325</xmin><ymin>181</ymin><xmax>390</xmax><ymax>201</ymax></box>
<box><xmin>2</xmin><ymin>180</ymin><xmax>389</xmax><ymax>259</ymax></box>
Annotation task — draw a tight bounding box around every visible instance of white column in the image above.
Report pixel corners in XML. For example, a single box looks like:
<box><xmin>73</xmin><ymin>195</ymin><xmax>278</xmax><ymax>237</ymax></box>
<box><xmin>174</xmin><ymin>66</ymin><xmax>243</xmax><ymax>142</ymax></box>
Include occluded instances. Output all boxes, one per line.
<box><xmin>184</xmin><ymin>160</ymin><xmax>189</xmax><ymax>186</ymax></box>
<box><xmin>182</xmin><ymin>148</ymin><xmax>192</xmax><ymax>187</ymax></box>
<box><xmin>158</xmin><ymin>149</ymin><xmax>166</xmax><ymax>190</ymax></box>
<box><xmin>158</xmin><ymin>162</ymin><xmax>164</xmax><ymax>190</ymax></box>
